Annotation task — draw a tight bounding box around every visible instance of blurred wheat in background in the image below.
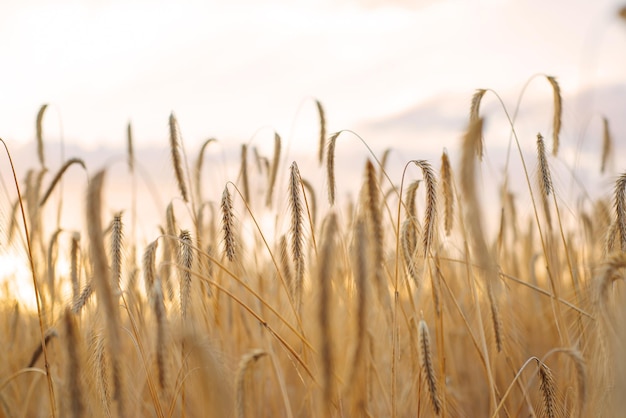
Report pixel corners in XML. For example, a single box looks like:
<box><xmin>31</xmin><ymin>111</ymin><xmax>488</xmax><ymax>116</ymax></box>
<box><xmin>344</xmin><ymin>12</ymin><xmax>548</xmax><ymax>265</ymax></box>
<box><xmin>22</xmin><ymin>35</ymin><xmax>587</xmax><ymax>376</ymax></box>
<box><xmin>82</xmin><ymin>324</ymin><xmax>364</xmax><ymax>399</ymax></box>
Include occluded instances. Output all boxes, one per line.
<box><xmin>0</xmin><ymin>68</ymin><xmax>625</xmax><ymax>418</ymax></box>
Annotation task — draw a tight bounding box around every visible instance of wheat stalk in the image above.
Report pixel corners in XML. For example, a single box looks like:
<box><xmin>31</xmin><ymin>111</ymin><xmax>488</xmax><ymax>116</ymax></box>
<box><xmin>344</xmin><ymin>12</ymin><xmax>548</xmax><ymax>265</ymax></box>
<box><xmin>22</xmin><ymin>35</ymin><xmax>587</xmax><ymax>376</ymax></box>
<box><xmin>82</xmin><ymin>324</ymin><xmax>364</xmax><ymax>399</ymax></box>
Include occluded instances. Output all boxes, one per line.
<box><xmin>318</xmin><ymin>212</ymin><xmax>337</xmax><ymax>411</ymax></box>
<box><xmin>194</xmin><ymin>137</ymin><xmax>217</xmax><ymax>202</ymax></box>
<box><xmin>63</xmin><ymin>308</ymin><xmax>84</xmax><ymax>418</ymax></box>
<box><xmin>39</xmin><ymin>158</ymin><xmax>87</xmax><ymax>206</ymax></box>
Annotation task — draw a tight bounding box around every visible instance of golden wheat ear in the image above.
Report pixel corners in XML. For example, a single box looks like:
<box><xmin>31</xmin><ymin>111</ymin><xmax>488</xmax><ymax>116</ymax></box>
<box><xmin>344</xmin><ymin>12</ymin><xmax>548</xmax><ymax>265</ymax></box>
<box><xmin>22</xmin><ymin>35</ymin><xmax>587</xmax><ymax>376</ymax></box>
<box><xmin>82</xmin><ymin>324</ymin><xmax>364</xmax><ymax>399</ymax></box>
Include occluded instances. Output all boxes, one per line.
<box><xmin>418</xmin><ymin>319</ymin><xmax>441</xmax><ymax>416</ymax></box>
<box><xmin>169</xmin><ymin>112</ymin><xmax>189</xmax><ymax>202</ymax></box>
<box><xmin>546</xmin><ymin>75</ymin><xmax>562</xmax><ymax>156</ymax></box>
<box><xmin>36</xmin><ymin>103</ymin><xmax>48</xmax><ymax>169</ymax></box>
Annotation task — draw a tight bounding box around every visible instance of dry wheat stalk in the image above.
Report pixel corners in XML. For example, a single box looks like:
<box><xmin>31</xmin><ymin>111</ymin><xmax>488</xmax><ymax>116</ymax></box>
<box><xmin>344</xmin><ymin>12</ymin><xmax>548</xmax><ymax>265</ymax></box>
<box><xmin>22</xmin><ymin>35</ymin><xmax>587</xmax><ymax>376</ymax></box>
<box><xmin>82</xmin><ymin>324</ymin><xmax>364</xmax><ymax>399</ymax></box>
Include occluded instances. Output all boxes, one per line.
<box><xmin>221</xmin><ymin>185</ymin><xmax>236</xmax><ymax>262</ymax></box>
<box><xmin>347</xmin><ymin>219</ymin><xmax>369</xmax><ymax>415</ymax></box>
<box><xmin>39</xmin><ymin>158</ymin><xmax>87</xmax><ymax>206</ymax></box>
<box><xmin>28</xmin><ymin>328</ymin><xmax>58</xmax><ymax>368</ymax></box>
<box><xmin>63</xmin><ymin>308</ymin><xmax>84</xmax><ymax>418</ymax></box>
<box><xmin>235</xmin><ymin>349</ymin><xmax>267</xmax><ymax>418</ymax></box>
<box><xmin>90</xmin><ymin>332</ymin><xmax>112</xmax><ymax>417</ymax></box>
<box><xmin>289</xmin><ymin>162</ymin><xmax>305</xmax><ymax>310</ymax></box>
<box><xmin>36</xmin><ymin>104</ymin><xmax>47</xmax><ymax>168</ymax></box>
<box><xmin>460</xmin><ymin>117</ymin><xmax>503</xmax><ymax>351</ymax></box>
<box><xmin>418</xmin><ymin>319</ymin><xmax>441</xmax><ymax>416</ymax></box>
<box><xmin>153</xmin><ymin>276</ymin><xmax>168</xmax><ymax>392</ymax></box>
<box><xmin>364</xmin><ymin>159</ymin><xmax>392</xmax><ymax>320</ymax></box>
<box><xmin>319</xmin><ymin>212</ymin><xmax>337</xmax><ymax>410</ymax></box>
<box><xmin>194</xmin><ymin>137</ymin><xmax>217</xmax><ymax>202</ymax></box>
<box><xmin>169</xmin><ymin>112</ymin><xmax>189</xmax><ymax>202</ymax></box>
<box><xmin>279</xmin><ymin>234</ymin><xmax>293</xmax><ymax>292</ymax></box>
<box><xmin>86</xmin><ymin>170</ymin><xmax>126</xmax><ymax>417</ymax></box>
<box><xmin>546</xmin><ymin>75</ymin><xmax>562</xmax><ymax>156</ymax></box>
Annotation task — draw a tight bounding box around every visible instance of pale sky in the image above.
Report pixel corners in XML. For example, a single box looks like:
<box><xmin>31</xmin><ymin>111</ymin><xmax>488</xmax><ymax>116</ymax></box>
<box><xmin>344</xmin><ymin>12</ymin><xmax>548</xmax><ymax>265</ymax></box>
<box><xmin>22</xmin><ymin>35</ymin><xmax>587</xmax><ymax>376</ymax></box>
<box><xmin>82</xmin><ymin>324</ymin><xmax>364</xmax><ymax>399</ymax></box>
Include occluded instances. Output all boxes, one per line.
<box><xmin>1</xmin><ymin>0</ymin><xmax>625</xmax><ymax>154</ymax></box>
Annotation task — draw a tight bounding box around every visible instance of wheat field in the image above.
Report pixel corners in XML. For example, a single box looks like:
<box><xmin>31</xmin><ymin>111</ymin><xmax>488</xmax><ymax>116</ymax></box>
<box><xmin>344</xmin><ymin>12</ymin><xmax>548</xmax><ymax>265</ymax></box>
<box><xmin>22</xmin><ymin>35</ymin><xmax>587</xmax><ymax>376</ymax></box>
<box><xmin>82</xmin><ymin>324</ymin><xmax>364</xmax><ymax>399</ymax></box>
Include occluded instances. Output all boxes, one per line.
<box><xmin>0</xmin><ymin>77</ymin><xmax>624</xmax><ymax>418</ymax></box>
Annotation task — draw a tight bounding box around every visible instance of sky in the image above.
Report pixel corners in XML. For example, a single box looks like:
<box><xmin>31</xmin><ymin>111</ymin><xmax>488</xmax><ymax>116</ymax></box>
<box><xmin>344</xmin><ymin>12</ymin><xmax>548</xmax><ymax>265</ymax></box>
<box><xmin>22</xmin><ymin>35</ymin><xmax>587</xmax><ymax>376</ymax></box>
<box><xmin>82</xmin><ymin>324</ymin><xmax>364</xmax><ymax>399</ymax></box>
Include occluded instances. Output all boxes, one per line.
<box><xmin>1</xmin><ymin>0</ymin><xmax>625</xmax><ymax>155</ymax></box>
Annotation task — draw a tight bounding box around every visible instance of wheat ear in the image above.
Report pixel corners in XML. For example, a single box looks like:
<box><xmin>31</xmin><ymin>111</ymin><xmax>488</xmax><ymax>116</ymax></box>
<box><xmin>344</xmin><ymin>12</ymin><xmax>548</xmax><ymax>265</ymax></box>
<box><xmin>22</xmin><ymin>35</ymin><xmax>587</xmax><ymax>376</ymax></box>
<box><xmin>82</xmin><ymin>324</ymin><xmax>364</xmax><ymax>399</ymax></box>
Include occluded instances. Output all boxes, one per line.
<box><xmin>289</xmin><ymin>162</ymin><xmax>305</xmax><ymax>310</ymax></box>
<box><xmin>240</xmin><ymin>144</ymin><xmax>250</xmax><ymax>202</ymax></box>
<box><xmin>111</xmin><ymin>212</ymin><xmax>123</xmax><ymax>292</ymax></box>
<box><xmin>235</xmin><ymin>349</ymin><xmax>267</xmax><ymax>418</ymax></box>
<box><xmin>537</xmin><ymin>133</ymin><xmax>553</xmax><ymax>229</ymax></box>
<box><xmin>143</xmin><ymin>240</ymin><xmax>159</xmax><ymax>299</ymax></box>
<box><xmin>316</xmin><ymin>99</ymin><xmax>326</xmax><ymax>165</ymax></box>
<box><xmin>537</xmin><ymin>360</ymin><xmax>557</xmax><ymax>418</ymax></box>
<box><xmin>326</xmin><ymin>132</ymin><xmax>340</xmax><ymax>205</ymax></box>
<box><xmin>546</xmin><ymin>75</ymin><xmax>562</xmax><ymax>156</ymax></box>
<box><xmin>614</xmin><ymin>173</ymin><xmax>626</xmax><ymax>252</ymax></box>
<box><xmin>36</xmin><ymin>104</ymin><xmax>48</xmax><ymax>168</ymax></box>
<box><xmin>365</xmin><ymin>159</ymin><xmax>392</xmax><ymax>320</ymax></box>
<box><xmin>221</xmin><ymin>185</ymin><xmax>237</xmax><ymax>262</ymax></box>
<box><xmin>70</xmin><ymin>232</ymin><xmax>81</xmax><ymax>300</ymax></box>
<box><xmin>179</xmin><ymin>230</ymin><xmax>193</xmax><ymax>319</ymax></box>
<box><xmin>266</xmin><ymin>132</ymin><xmax>281</xmax><ymax>207</ymax></box>
<box><xmin>440</xmin><ymin>150</ymin><xmax>453</xmax><ymax>236</ymax></box>
<box><xmin>414</xmin><ymin>160</ymin><xmax>438</xmax><ymax>257</ymax></box>
<box><xmin>469</xmin><ymin>89</ymin><xmax>487</xmax><ymax>158</ymax></box>
<box><xmin>418</xmin><ymin>319</ymin><xmax>441</xmax><ymax>416</ymax></box>
<box><xmin>601</xmin><ymin>117</ymin><xmax>612</xmax><ymax>174</ymax></box>
<box><xmin>169</xmin><ymin>112</ymin><xmax>189</xmax><ymax>202</ymax></box>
